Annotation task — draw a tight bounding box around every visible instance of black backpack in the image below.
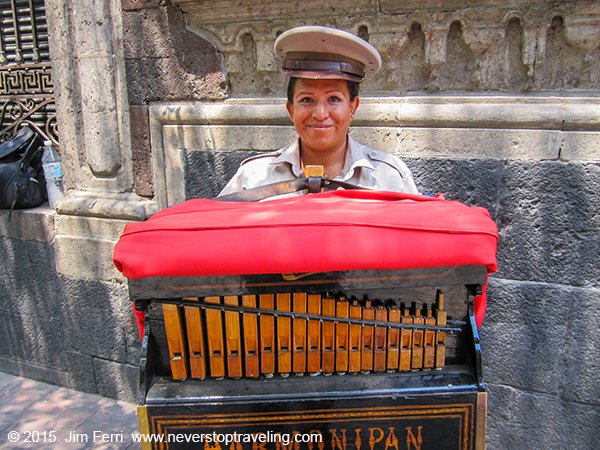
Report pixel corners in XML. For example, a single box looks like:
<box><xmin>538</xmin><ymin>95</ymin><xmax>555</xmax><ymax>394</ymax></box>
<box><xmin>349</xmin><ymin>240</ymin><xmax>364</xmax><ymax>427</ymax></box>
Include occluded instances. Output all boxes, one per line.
<box><xmin>0</xmin><ymin>126</ymin><xmax>46</xmax><ymax>215</ymax></box>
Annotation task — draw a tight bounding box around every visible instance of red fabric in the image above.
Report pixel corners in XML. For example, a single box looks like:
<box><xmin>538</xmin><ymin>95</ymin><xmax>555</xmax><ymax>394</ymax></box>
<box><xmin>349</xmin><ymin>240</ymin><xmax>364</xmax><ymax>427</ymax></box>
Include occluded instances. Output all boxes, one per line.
<box><xmin>474</xmin><ymin>283</ymin><xmax>488</xmax><ymax>328</ymax></box>
<box><xmin>132</xmin><ymin>304</ymin><xmax>145</xmax><ymax>341</ymax></box>
<box><xmin>114</xmin><ymin>190</ymin><xmax>498</xmax><ymax>327</ymax></box>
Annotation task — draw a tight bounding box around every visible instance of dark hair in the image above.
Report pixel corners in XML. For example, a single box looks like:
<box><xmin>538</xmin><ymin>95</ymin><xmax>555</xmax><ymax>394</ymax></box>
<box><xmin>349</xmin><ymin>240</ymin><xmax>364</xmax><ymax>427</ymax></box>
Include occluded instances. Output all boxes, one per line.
<box><xmin>286</xmin><ymin>77</ymin><xmax>360</xmax><ymax>103</ymax></box>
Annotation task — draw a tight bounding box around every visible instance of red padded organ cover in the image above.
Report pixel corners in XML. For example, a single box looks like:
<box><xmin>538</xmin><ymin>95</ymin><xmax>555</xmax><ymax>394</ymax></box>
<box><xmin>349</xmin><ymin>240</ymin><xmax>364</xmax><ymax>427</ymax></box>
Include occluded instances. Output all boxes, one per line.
<box><xmin>114</xmin><ymin>190</ymin><xmax>498</xmax><ymax>326</ymax></box>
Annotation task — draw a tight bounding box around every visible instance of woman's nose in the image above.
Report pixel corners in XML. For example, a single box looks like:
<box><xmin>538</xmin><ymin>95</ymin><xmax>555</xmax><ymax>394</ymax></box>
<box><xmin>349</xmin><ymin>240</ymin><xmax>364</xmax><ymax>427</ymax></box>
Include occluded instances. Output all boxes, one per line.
<box><xmin>312</xmin><ymin>101</ymin><xmax>328</xmax><ymax>119</ymax></box>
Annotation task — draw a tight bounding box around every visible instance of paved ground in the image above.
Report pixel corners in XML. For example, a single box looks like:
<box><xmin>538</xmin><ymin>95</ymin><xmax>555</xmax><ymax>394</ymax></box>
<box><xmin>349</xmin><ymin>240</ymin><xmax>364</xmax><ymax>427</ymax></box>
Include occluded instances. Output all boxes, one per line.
<box><xmin>0</xmin><ymin>371</ymin><xmax>139</xmax><ymax>449</ymax></box>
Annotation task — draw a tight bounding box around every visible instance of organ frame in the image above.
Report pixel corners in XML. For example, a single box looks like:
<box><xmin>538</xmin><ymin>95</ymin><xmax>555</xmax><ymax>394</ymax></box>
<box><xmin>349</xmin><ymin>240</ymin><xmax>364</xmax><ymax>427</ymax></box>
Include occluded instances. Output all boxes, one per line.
<box><xmin>131</xmin><ymin>265</ymin><xmax>488</xmax><ymax>450</ymax></box>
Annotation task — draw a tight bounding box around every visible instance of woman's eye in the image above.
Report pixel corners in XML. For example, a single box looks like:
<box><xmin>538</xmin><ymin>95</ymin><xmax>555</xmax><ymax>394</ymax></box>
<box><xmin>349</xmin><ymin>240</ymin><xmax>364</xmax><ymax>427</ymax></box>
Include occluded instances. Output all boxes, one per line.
<box><xmin>329</xmin><ymin>96</ymin><xmax>342</xmax><ymax>103</ymax></box>
<box><xmin>298</xmin><ymin>97</ymin><xmax>313</xmax><ymax>103</ymax></box>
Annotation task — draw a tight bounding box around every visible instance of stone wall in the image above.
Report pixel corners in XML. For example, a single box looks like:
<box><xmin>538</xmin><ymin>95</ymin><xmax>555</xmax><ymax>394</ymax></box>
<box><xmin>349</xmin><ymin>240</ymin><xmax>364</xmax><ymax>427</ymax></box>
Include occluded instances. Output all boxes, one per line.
<box><xmin>0</xmin><ymin>208</ymin><xmax>139</xmax><ymax>400</ymax></box>
<box><xmin>0</xmin><ymin>0</ymin><xmax>151</xmax><ymax>404</ymax></box>
<box><xmin>0</xmin><ymin>1</ymin><xmax>598</xmax><ymax>449</ymax></box>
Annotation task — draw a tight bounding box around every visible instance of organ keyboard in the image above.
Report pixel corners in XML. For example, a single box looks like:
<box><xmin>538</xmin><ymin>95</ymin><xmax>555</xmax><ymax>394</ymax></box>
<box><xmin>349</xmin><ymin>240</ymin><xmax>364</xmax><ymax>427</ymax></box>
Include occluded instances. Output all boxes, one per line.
<box><xmin>160</xmin><ymin>289</ymin><xmax>453</xmax><ymax>380</ymax></box>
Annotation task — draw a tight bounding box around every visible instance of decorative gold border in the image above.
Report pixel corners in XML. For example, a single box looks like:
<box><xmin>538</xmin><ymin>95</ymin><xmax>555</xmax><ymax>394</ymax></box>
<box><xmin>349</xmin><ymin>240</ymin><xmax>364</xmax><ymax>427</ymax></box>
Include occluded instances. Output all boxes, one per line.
<box><xmin>146</xmin><ymin>403</ymin><xmax>475</xmax><ymax>450</ymax></box>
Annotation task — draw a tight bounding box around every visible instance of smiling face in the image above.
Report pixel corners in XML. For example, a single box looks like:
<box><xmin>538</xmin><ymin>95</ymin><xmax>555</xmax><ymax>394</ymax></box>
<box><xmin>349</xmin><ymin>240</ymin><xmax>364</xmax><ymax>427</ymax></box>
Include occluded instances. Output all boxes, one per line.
<box><xmin>286</xmin><ymin>78</ymin><xmax>359</xmax><ymax>157</ymax></box>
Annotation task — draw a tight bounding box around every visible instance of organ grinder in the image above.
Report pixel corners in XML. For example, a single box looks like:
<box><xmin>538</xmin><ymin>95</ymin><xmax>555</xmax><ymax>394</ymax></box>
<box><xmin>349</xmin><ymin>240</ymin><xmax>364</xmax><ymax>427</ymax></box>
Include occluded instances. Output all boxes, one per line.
<box><xmin>114</xmin><ymin>183</ymin><xmax>498</xmax><ymax>450</ymax></box>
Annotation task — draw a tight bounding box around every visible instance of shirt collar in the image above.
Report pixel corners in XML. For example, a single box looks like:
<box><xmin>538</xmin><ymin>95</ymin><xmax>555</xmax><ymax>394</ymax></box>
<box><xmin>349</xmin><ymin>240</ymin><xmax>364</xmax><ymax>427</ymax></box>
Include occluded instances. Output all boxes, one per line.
<box><xmin>272</xmin><ymin>140</ymin><xmax>303</xmax><ymax>177</ymax></box>
<box><xmin>340</xmin><ymin>136</ymin><xmax>375</xmax><ymax>181</ymax></box>
<box><xmin>270</xmin><ymin>136</ymin><xmax>375</xmax><ymax>179</ymax></box>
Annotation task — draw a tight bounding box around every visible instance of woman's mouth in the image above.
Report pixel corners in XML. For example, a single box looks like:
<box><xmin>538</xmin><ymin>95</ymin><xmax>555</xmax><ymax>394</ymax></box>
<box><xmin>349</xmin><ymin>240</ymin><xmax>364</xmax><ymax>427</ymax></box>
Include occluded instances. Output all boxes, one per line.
<box><xmin>308</xmin><ymin>123</ymin><xmax>333</xmax><ymax>129</ymax></box>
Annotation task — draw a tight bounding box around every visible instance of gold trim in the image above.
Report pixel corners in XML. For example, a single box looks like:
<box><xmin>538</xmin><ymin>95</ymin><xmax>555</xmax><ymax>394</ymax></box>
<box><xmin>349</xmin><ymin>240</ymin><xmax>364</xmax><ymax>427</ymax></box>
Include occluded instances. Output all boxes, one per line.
<box><xmin>137</xmin><ymin>406</ymin><xmax>152</xmax><ymax>450</ymax></box>
<box><xmin>281</xmin><ymin>272</ymin><xmax>319</xmax><ymax>281</ymax></box>
<box><xmin>476</xmin><ymin>391</ymin><xmax>488</xmax><ymax>450</ymax></box>
<box><xmin>149</xmin><ymin>402</ymin><xmax>474</xmax><ymax>450</ymax></box>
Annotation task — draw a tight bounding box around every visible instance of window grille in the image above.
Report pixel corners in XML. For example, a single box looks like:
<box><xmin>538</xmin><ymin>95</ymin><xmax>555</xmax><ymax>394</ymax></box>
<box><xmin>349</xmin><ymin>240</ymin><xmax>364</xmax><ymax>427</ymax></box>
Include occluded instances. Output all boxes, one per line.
<box><xmin>0</xmin><ymin>0</ymin><xmax>57</xmax><ymax>144</ymax></box>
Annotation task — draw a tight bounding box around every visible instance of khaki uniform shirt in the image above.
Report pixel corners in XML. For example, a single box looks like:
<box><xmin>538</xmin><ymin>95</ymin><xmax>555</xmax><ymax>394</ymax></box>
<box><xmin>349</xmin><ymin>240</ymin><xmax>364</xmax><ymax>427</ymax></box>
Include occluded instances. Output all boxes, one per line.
<box><xmin>218</xmin><ymin>136</ymin><xmax>419</xmax><ymax>198</ymax></box>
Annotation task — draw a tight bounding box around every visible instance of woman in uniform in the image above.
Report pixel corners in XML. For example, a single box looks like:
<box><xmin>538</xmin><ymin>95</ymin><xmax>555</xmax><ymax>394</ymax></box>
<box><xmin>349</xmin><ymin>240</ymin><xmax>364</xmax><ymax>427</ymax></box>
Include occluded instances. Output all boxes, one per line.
<box><xmin>219</xmin><ymin>26</ymin><xmax>419</xmax><ymax>197</ymax></box>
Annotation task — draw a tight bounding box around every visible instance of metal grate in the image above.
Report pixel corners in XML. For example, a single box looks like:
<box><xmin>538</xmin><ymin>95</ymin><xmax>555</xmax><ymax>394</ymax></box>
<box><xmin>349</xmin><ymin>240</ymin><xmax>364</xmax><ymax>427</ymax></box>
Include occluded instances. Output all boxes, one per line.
<box><xmin>0</xmin><ymin>0</ymin><xmax>57</xmax><ymax>144</ymax></box>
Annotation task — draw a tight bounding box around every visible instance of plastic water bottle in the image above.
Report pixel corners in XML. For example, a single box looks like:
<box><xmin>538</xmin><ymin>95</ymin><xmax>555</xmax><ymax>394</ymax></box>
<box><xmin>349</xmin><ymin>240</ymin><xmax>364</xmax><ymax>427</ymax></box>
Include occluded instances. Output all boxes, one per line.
<box><xmin>41</xmin><ymin>140</ymin><xmax>64</xmax><ymax>208</ymax></box>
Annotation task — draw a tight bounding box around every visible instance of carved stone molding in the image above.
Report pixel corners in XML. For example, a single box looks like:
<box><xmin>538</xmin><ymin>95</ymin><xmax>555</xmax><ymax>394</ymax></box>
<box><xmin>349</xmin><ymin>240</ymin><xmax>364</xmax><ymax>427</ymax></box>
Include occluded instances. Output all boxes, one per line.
<box><xmin>172</xmin><ymin>0</ymin><xmax>600</xmax><ymax>96</ymax></box>
<box><xmin>46</xmin><ymin>0</ymin><xmax>134</xmax><ymax>199</ymax></box>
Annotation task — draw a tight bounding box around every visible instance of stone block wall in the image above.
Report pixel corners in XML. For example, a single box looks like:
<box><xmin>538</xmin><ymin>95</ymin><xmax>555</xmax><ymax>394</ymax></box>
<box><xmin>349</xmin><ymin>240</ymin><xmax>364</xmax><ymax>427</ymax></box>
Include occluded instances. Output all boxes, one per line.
<box><xmin>122</xmin><ymin>0</ymin><xmax>228</xmax><ymax>197</ymax></box>
<box><xmin>0</xmin><ymin>208</ymin><xmax>140</xmax><ymax>401</ymax></box>
<box><xmin>413</xmin><ymin>156</ymin><xmax>599</xmax><ymax>449</ymax></box>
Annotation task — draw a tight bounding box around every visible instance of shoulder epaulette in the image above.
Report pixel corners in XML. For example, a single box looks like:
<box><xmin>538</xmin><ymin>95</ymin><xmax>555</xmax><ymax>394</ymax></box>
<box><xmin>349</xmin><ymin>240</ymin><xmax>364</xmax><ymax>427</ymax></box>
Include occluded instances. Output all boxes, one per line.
<box><xmin>239</xmin><ymin>150</ymin><xmax>282</xmax><ymax>166</ymax></box>
<box><xmin>367</xmin><ymin>150</ymin><xmax>406</xmax><ymax>179</ymax></box>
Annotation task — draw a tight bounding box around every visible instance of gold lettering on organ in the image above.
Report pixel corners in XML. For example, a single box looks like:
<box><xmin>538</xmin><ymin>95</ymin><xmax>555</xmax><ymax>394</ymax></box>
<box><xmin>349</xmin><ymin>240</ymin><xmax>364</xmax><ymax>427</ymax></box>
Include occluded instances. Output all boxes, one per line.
<box><xmin>384</xmin><ymin>427</ymin><xmax>399</xmax><ymax>450</ymax></box>
<box><xmin>355</xmin><ymin>428</ymin><xmax>362</xmax><ymax>450</ymax></box>
<box><xmin>200</xmin><ymin>426</ymin><xmax>425</xmax><ymax>450</ymax></box>
<box><xmin>330</xmin><ymin>429</ymin><xmax>347</xmax><ymax>450</ymax></box>
<box><xmin>307</xmin><ymin>430</ymin><xmax>325</xmax><ymax>450</ymax></box>
<box><xmin>405</xmin><ymin>426</ymin><xmax>423</xmax><ymax>450</ymax></box>
<box><xmin>369</xmin><ymin>428</ymin><xmax>385</xmax><ymax>448</ymax></box>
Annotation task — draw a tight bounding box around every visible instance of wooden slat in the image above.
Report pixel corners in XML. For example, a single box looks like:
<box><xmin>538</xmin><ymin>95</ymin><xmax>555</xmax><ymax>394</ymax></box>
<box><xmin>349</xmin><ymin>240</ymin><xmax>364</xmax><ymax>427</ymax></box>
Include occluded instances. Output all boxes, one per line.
<box><xmin>259</xmin><ymin>294</ymin><xmax>275</xmax><ymax>376</ymax></box>
<box><xmin>241</xmin><ymin>294</ymin><xmax>259</xmax><ymax>378</ymax></box>
<box><xmin>348</xmin><ymin>299</ymin><xmax>362</xmax><ymax>374</ymax></box>
<box><xmin>435</xmin><ymin>290</ymin><xmax>448</xmax><ymax>369</ymax></box>
<box><xmin>411</xmin><ymin>304</ymin><xmax>424</xmax><ymax>370</ymax></box>
<box><xmin>386</xmin><ymin>305</ymin><xmax>400</xmax><ymax>372</ymax></box>
<box><xmin>423</xmin><ymin>304</ymin><xmax>436</xmax><ymax>370</ymax></box>
<box><xmin>321</xmin><ymin>296</ymin><xmax>336</xmax><ymax>375</ymax></box>
<box><xmin>399</xmin><ymin>307</ymin><xmax>412</xmax><ymax>372</ymax></box>
<box><xmin>307</xmin><ymin>294</ymin><xmax>322</xmax><ymax>374</ymax></box>
<box><xmin>204</xmin><ymin>296</ymin><xmax>225</xmax><ymax>378</ymax></box>
<box><xmin>361</xmin><ymin>299</ymin><xmax>374</xmax><ymax>373</ymax></box>
<box><xmin>335</xmin><ymin>298</ymin><xmax>349</xmax><ymax>374</ymax></box>
<box><xmin>224</xmin><ymin>295</ymin><xmax>242</xmax><ymax>378</ymax></box>
<box><xmin>162</xmin><ymin>303</ymin><xmax>187</xmax><ymax>380</ymax></box>
<box><xmin>292</xmin><ymin>292</ymin><xmax>307</xmax><ymax>375</ymax></box>
<box><xmin>183</xmin><ymin>298</ymin><xmax>206</xmax><ymax>379</ymax></box>
<box><xmin>373</xmin><ymin>305</ymin><xmax>387</xmax><ymax>372</ymax></box>
<box><xmin>276</xmin><ymin>293</ymin><xmax>292</xmax><ymax>376</ymax></box>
